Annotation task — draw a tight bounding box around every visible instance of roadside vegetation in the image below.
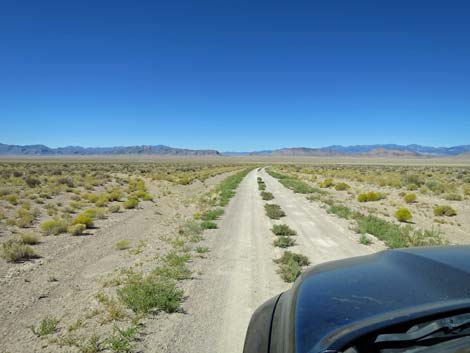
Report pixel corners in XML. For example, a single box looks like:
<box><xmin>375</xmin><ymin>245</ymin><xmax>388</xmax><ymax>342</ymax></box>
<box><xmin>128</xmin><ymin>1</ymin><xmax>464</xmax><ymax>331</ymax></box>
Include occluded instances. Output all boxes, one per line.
<box><xmin>268</xmin><ymin>164</ymin><xmax>470</xmax><ymax>247</ymax></box>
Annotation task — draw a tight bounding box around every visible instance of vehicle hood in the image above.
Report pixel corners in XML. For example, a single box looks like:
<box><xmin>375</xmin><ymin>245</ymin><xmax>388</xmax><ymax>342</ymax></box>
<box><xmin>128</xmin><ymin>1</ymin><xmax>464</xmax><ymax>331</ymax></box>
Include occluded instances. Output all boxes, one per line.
<box><xmin>294</xmin><ymin>246</ymin><xmax>470</xmax><ymax>353</ymax></box>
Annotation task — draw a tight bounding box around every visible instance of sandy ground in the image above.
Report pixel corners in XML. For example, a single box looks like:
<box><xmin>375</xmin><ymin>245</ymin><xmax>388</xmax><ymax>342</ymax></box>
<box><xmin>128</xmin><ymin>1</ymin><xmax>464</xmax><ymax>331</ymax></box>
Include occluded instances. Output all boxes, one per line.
<box><xmin>0</xmin><ymin>172</ymin><xmax>231</xmax><ymax>353</ymax></box>
<box><xmin>1</xmin><ymin>167</ymin><xmax>384</xmax><ymax>353</ymax></box>
<box><xmin>154</xmin><ymin>169</ymin><xmax>383</xmax><ymax>353</ymax></box>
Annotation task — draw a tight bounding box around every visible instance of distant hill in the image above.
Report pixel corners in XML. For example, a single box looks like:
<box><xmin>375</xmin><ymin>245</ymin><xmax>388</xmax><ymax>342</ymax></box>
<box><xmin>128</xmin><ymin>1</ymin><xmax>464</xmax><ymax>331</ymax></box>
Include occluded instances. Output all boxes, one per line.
<box><xmin>0</xmin><ymin>143</ymin><xmax>220</xmax><ymax>156</ymax></box>
<box><xmin>243</xmin><ymin>144</ymin><xmax>470</xmax><ymax>157</ymax></box>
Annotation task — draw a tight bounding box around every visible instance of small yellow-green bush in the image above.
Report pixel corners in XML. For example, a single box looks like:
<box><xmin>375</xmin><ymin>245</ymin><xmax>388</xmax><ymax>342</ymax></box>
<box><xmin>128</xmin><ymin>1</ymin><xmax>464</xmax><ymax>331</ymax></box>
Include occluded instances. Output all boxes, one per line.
<box><xmin>403</xmin><ymin>193</ymin><xmax>417</xmax><ymax>203</ymax></box>
<box><xmin>72</xmin><ymin>212</ymin><xmax>94</xmax><ymax>228</ymax></box>
<box><xmin>394</xmin><ymin>208</ymin><xmax>413</xmax><ymax>222</ymax></box>
<box><xmin>335</xmin><ymin>182</ymin><xmax>350</xmax><ymax>191</ymax></box>
<box><xmin>123</xmin><ymin>198</ymin><xmax>139</xmax><ymax>209</ymax></box>
<box><xmin>434</xmin><ymin>205</ymin><xmax>457</xmax><ymax>217</ymax></box>
<box><xmin>68</xmin><ymin>223</ymin><xmax>86</xmax><ymax>236</ymax></box>
<box><xmin>357</xmin><ymin>191</ymin><xmax>383</xmax><ymax>202</ymax></box>
<box><xmin>319</xmin><ymin>179</ymin><xmax>334</xmax><ymax>188</ymax></box>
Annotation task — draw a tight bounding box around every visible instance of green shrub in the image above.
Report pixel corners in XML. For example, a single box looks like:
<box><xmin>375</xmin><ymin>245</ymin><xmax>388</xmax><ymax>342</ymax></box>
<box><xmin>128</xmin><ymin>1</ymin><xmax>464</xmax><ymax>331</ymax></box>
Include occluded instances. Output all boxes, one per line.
<box><xmin>265</xmin><ymin>204</ymin><xmax>286</xmax><ymax>219</ymax></box>
<box><xmin>213</xmin><ymin>169</ymin><xmax>251</xmax><ymax>206</ymax></box>
<box><xmin>18</xmin><ymin>232</ymin><xmax>40</xmax><ymax>245</ymax></box>
<box><xmin>117</xmin><ymin>277</ymin><xmax>183</xmax><ymax>314</ymax></box>
<box><xmin>133</xmin><ymin>190</ymin><xmax>153</xmax><ymax>201</ymax></box>
<box><xmin>40</xmin><ymin>218</ymin><xmax>69</xmax><ymax>235</ymax></box>
<box><xmin>335</xmin><ymin>182</ymin><xmax>350</xmax><ymax>191</ymax></box>
<box><xmin>357</xmin><ymin>191</ymin><xmax>383</xmax><ymax>202</ymax></box>
<box><xmin>327</xmin><ymin>205</ymin><xmax>352</xmax><ymax>219</ymax></box>
<box><xmin>108</xmin><ymin>189</ymin><xmax>123</xmax><ymax>201</ymax></box>
<box><xmin>105</xmin><ymin>325</ymin><xmax>138</xmax><ymax>353</ymax></box>
<box><xmin>395</xmin><ymin>208</ymin><xmax>413</xmax><ymax>222</ymax></box>
<box><xmin>356</xmin><ymin>215</ymin><xmax>407</xmax><ymax>248</ymax></box>
<box><xmin>123</xmin><ymin>198</ymin><xmax>139</xmax><ymax>209</ymax></box>
<box><xmin>443</xmin><ymin>193</ymin><xmax>463</xmax><ymax>201</ymax></box>
<box><xmin>200</xmin><ymin>208</ymin><xmax>224</xmax><ymax>221</ymax></box>
<box><xmin>153</xmin><ymin>264</ymin><xmax>191</xmax><ymax>280</ymax></box>
<box><xmin>403</xmin><ymin>193</ymin><xmax>417</xmax><ymax>203</ymax></box>
<box><xmin>95</xmin><ymin>194</ymin><xmax>110</xmax><ymax>207</ymax></box>
<box><xmin>162</xmin><ymin>251</ymin><xmax>190</xmax><ymax>267</ymax></box>
<box><xmin>273</xmin><ymin>236</ymin><xmax>296</xmax><ymax>248</ymax></box>
<box><xmin>24</xmin><ymin>176</ymin><xmax>41</xmax><ymax>188</ymax></box>
<box><xmin>68</xmin><ymin>223</ymin><xmax>86</xmax><ymax>236</ymax></box>
<box><xmin>108</xmin><ymin>204</ymin><xmax>121</xmax><ymax>213</ymax></box>
<box><xmin>201</xmin><ymin>221</ymin><xmax>217</xmax><ymax>229</ymax></box>
<box><xmin>319</xmin><ymin>179</ymin><xmax>334</xmax><ymax>188</ymax></box>
<box><xmin>32</xmin><ymin>316</ymin><xmax>59</xmax><ymax>336</ymax></box>
<box><xmin>72</xmin><ymin>212</ymin><xmax>94</xmax><ymax>228</ymax></box>
<box><xmin>261</xmin><ymin>191</ymin><xmax>274</xmax><ymax>200</ymax></box>
<box><xmin>1</xmin><ymin>239</ymin><xmax>37</xmax><ymax>262</ymax></box>
<box><xmin>434</xmin><ymin>205</ymin><xmax>457</xmax><ymax>217</ymax></box>
<box><xmin>115</xmin><ymin>240</ymin><xmax>131</xmax><ymax>250</ymax></box>
<box><xmin>359</xmin><ymin>234</ymin><xmax>372</xmax><ymax>245</ymax></box>
<box><xmin>271</xmin><ymin>224</ymin><xmax>297</xmax><ymax>236</ymax></box>
<box><xmin>274</xmin><ymin>251</ymin><xmax>310</xmax><ymax>282</ymax></box>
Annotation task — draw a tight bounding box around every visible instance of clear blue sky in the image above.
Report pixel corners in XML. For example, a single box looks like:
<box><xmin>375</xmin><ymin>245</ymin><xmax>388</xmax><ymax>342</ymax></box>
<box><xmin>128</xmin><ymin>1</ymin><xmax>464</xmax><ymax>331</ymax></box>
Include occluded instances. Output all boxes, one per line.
<box><xmin>1</xmin><ymin>0</ymin><xmax>469</xmax><ymax>151</ymax></box>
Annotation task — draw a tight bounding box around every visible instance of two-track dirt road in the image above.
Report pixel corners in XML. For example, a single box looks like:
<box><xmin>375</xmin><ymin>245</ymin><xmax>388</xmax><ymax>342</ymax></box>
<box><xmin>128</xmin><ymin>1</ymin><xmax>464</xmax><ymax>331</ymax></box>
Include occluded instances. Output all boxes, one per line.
<box><xmin>160</xmin><ymin>168</ymin><xmax>382</xmax><ymax>353</ymax></box>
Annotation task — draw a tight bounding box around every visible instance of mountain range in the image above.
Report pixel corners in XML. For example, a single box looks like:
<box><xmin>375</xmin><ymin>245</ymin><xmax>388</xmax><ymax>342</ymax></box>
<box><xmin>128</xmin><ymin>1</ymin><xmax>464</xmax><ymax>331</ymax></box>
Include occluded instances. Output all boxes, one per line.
<box><xmin>1</xmin><ymin>143</ymin><xmax>470</xmax><ymax>157</ymax></box>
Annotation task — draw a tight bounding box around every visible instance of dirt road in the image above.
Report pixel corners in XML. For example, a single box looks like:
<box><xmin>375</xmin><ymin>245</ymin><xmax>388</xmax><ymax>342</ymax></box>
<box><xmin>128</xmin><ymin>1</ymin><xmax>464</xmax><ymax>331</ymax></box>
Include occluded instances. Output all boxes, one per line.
<box><xmin>161</xmin><ymin>168</ymin><xmax>382</xmax><ymax>353</ymax></box>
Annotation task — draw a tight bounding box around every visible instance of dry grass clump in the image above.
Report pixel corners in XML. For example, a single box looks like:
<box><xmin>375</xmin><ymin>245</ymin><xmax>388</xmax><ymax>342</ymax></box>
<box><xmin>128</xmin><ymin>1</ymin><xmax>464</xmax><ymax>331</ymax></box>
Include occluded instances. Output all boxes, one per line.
<box><xmin>1</xmin><ymin>239</ymin><xmax>37</xmax><ymax>262</ymax></box>
<box><xmin>403</xmin><ymin>193</ymin><xmax>417</xmax><ymax>203</ymax></box>
<box><xmin>357</xmin><ymin>191</ymin><xmax>383</xmax><ymax>202</ymax></box>
<box><xmin>40</xmin><ymin>218</ymin><xmax>69</xmax><ymax>235</ymax></box>
<box><xmin>394</xmin><ymin>208</ymin><xmax>413</xmax><ymax>222</ymax></box>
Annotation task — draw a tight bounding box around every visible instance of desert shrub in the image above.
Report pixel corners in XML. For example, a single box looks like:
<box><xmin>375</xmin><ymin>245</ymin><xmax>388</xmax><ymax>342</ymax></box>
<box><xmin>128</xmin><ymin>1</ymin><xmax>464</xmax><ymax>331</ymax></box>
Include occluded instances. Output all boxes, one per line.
<box><xmin>40</xmin><ymin>218</ymin><xmax>69</xmax><ymax>235</ymax></box>
<box><xmin>401</xmin><ymin>174</ymin><xmax>423</xmax><ymax>187</ymax></box>
<box><xmin>359</xmin><ymin>234</ymin><xmax>372</xmax><ymax>245</ymax></box>
<box><xmin>133</xmin><ymin>190</ymin><xmax>153</xmax><ymax>201</ymax></box>
<box><xmin>464</xmin><ymin>185</ymin><xmax>470</xmax><ymax>196</ymax></box>
<box><xmin>5</xmin><ymin>194</ymin><xmax>18</xmax><ymax>205</ymax></box>
<box><xmin>68</xmin><ymin>223</ymin><xmax>86</xmax><ymax>236</ymax></box>
<box><xmin>153</xmin><ymin>264</ymin><xmax>191</xmax><ymax>280</ymax></box>
<box><xmin>434</xmin><ymin>205</ymin><xmax>457</xmax><ymax>217</ymax></box>
<box><xmin>200</xmin><ymin>208</ymin><xmax>224</xmax><ymax>221</ymax></box>
<box><xmin>408</xmin><ymin>227</ymin><xmax>446</xmax><ymax>247</ymax></box>
<box><xmin>18</xmin><ymin>232</ymin><xmax>40</xmax><ymax>245</ymax></box>
<box><xmin>24</xmin><ymin>176</ymin><xmax>41</xmax><ymax>188</ymax></box>
<box><xmin>395</xmin><ymin>208</ymin><xmax>413</xmax><ymax>222</ymax></box>
<box><xmin>117</xmin><ymin>277</ymin><xmax>183</xmax><ymax>314</ymax></box>
<box><xmin>115</xmin><ymin>240</ymin><xmax>131</xmax><ymax>250</ymax></box>
<box><xmin>1</xmin><ymin>239</ymin><xmax>37</xmax><ymax>262</ymax></box>
<box><xmin>201</xmin><ymin>220</ymin><xmax>217</xmax><ymax>229</ymax></box>
<box><xmin>16</xmin><ymin>208</ymin><xmax>35</xmax><ymax>228</ymax></box>
<box><xmin>105</xmin><ymin>325</ymin><xmax>138</xmax><ymax>353</ymax></box>
<box><xmin>163</xmin><ymin>251</ymin><xmax>190</xmax><ymax>267</ymax></box>
<box><xmin>443</xmin><ymin>193</ymin><xmax>463</xmax><ymax>201</ymax></box>
<box><xmin>95</xmin><ymin>194</ymin><xmax>110</xmax><ymax>207</ymax></box>
<box><xmin>357</xmin><ymin>191</ymin><xmax>383</xmax><ymax>202</ymax></box>
<box><xmin>265</xmin><ymin>204</ymin><xmax>286</xmax><ymax>219</ymax></box>
<box><xmin>258</xmin><ymin>181</ymin><xmax>266</xmax><ymax>191</ymax></box>
<box><xmin>108</xmin><ymin>204</ymin><xmax>121</xmax><ymax>213</ymax></box>
<box><xmin>327</xmin><ymin>204</ymin><xmax>352</xmax><ymax>219</ymax></box>
<box><xmin>108</xmin><ymin>188</ymin><xmax>123</xmax><ymax>201</ymax></box>
<box><xmin>403</xmin><ymin>193</ymin><xmax>417</xmax><ymax>203</ymax></box>
<box><xmin>271</xmin><ymin>224</ymin><xmax>297</xmax><ymax>236</ymax></box>
<box><xmin>261</xmin><ymin>191</ymin><xmax>274</xmax><ymax>200</ymax></box>
<box><xmin>123</xmin><ymin>198</ymin><xmax>139</xmax><ymax>209</ymax></box>
<box><xmin>32</xmin><ymin>316</ymin><xmax>59</xmax><ymax>336</ymax></box>
<box><xmin>273</xmin><ymin>236</ymin><xmax>296</xmax><ymax>248</ymax></box>
<box><xmin>319</xmin><ymin>179</ymin><xmax>334</xmax><ymax>188</ymax></box>
<box><xmin>72</xmin><ymin>212</ymin><xmax>94</xmax><ymax>228</ymax></box>
<box><xmin>335</xmin><ymin>182</ymin><xmax>350</xmax><ymax>191</ymax></box>
<box><xmin>274</xmin><ymin>251</ymin><xmax>310</xmax><ymax>282</ymax></box>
